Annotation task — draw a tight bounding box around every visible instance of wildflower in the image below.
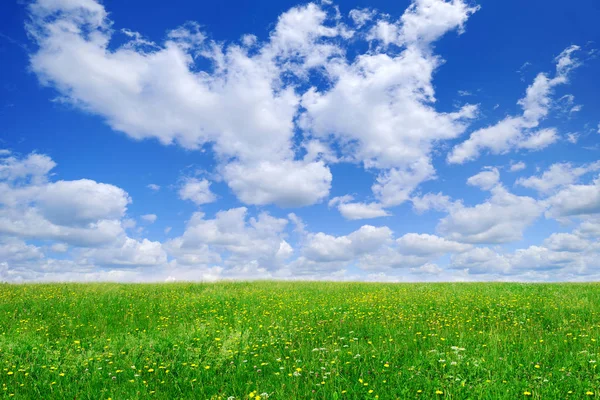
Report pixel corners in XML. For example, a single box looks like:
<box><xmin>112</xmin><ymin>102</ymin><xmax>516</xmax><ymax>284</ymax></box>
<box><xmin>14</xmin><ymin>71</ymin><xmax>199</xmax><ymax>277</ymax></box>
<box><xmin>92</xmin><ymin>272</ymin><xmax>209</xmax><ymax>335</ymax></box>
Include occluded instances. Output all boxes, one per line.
<box><xmin>523</xmin><ymin>391</ymin><xmax>532</xmax><ymax>396</ymax></box>
<box><xmin>436</xmin><ymin>390</ymin><xmax>443</xmax><ymax>395</ymax></box>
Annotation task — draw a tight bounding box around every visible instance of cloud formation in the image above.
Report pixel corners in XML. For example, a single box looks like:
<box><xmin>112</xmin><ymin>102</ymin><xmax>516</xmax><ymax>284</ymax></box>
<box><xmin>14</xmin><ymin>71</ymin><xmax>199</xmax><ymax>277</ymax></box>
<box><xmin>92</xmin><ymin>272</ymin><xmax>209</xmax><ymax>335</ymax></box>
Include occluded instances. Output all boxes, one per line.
<box><xmin>1</xmin><ymin>0</ymin><xmax>597</xmax><ymax>282</ymax></box>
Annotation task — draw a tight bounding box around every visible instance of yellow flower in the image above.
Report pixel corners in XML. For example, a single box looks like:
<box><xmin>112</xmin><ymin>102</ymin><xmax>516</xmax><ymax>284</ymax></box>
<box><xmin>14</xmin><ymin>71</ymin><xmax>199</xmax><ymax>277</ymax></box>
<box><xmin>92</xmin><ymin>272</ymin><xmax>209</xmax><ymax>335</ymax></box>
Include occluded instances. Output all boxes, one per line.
<box><xmin>436</xmin><ymin>390</ymin><xmax>443</xmax><ymax>395</ymax></box>
<box><xmin>523</xmin><ymin>391</ymin><xmax>532</xmax><ymax>396</ymax></box>
<box><xmin>204</xmin><ymin>366</ymin><xmax>210</xmax><ymax>370</ymax></box>
<box><xmin>586</xmin><ymin>392</ymin><xmax>594</xmax><ymax>396</ymax></box>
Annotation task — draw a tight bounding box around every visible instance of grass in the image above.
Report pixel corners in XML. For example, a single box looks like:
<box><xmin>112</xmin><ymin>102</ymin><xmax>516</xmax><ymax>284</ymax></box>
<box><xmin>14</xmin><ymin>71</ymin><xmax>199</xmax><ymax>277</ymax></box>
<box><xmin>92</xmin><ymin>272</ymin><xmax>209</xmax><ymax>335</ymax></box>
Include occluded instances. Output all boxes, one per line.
<box><xmin>0</xmin><ymin>282</ymin><xmax>599</xmax><ymax>399</ymax></box>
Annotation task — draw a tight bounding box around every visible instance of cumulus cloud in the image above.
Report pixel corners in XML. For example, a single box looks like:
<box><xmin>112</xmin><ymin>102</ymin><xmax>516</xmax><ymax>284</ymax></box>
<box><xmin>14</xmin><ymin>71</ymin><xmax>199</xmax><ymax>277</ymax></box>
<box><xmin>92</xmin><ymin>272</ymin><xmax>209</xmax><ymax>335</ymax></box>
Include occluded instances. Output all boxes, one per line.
<box><xmin>165</xmin><ymin>207</ymin><xmax>291</xmax><ymax>269</ymax></box>
<box><xmin>0</xmin><ymin>151</ymin><xmax>172</xmax><ymax>280</ymax></box>
<box><xmin>396</xmin><ymin>233</ymin><xmax>471</xmax><ymax>256</ymax></box>
<box><xmin>0</xmin><ymin>152</ymin><xmax>56</xmax><ymax>183</ymax></box>
<box><xmin>37</xmin><ymin>180</ymin><xmax>130</xmax><ymax>227</ymax></box>
<box><xmin>411</xmin><ymin>192</ymin><xmax>454</xmax><ymax>213</ymax></box>
<box><xmin>545</xmin><ymin>177</ymin><xmax>600</xmax><ymax>218</ymax></box>
<box><xmin>517</xmin><ymin>161</ymin><xmax>600</xmax><ymax>194</ymax></box>
<box><xmin>7</xmin><ymin>0</ymin><xmax>598</xmax><ymax>282</ymax></box>
<box><xmin>222</xmin><ymin>160</ymin><xmax>331</xmax><ymax>207</ymax></box>
<box><xmin>466</xmin><ymin>167</ymin><xmax>500</xmax><ymax>190</ymax></box>
<box><xmin>179</xmin><ymin>178</ymin><xmax>216</xmax><ymax>206</ymax></box>
<box><xmin>303</xmin><ymin>225</ymin><xmax>392</xmax><ymax>262</ymax></box>
<box><xmin>438</xmin><ymin>185</ymin><xmax>544</xmax><ymax>244</ymax></box>
<box><xmin>448</xmin><ymin>45</ymin><xmax>581</xmax><ymax>164</ymax></box>
<box><xmin>509</xmin><ymin>161</ymin><xmax>526</xmax><ymax>172</ymax></box>
<box><xmin>27</xmin><ymin>0</ymin><xmax>480</xmax><ymax>210</ymax></box>
<box><xmin>328</xmin><ymin>195</ymin><xmax>390</xmax><ymax>220</ymax></box>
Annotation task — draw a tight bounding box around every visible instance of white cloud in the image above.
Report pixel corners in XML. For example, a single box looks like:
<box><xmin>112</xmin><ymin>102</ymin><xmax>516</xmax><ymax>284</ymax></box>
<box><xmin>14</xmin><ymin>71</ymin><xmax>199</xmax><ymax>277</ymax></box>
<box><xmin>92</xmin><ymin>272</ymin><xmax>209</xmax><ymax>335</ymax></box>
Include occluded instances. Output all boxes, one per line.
<box><xmin>0</xmin><ymin>155</ymin><xmax>132</xmax><ymax>247</ymax></box>
<box><xmin>179</xmin><ymin>178</ymin><xmax>216</xmax><ymax>205</ymax></box>
<box><xmin>27</xmin><ymin>0</ymin><xmax>344</xmax><ymax>208</ymax></box>
<box><xmin>411</xmin><ymin>192</ymin><xmax>454</xmax><ymax>213</ymax></box>
<box><xmin>165</xmin><ymin>207</ymin><xmax>290</xmax><ymax>268</ymax></box>
<box><xmin>543</xmin><ymin>233</ymin><xmax>590</xmax><ymax>252</ymax></box>
<box><xmin>438</xmin><ymin>185</ymin><xmax>544</xmax><ymax>244</ymax></box>
<box><xmin>349</xmin><ymin>8</ymin><xmax>375</xmax><ymax>28</ymax></box>
<box><xmin>411</xmin><ymin>263</ymin><xmax>443</xmax><ymax>275</ymax></box>
<box><xmin>79</xmin><ymin>237</ymin><xmax>167</xmax><ymax>267</ymax></box>
<box><xmin>303</xmin><ymin>225</ymin><xmax>392</xmax><ymax>262</ymax></box>
<box><xmin>575</xmin><ymin>217</ymin><xmax>600</xmax><ymax>238</ymax></box>
<box><xmin>25</xmin><ymin>0</ymin><xmax>485</xmax><ymax>209</ymax></box>
<box><xmin>509</xmin><ymin>161</ymin><xmax>526</xmax><ymax>172</ymax></box>
<box><xmin>222</xmin><ymin>160</ymin><xmax>331</xmax><ymax>207</ymax></box>
<box><xmin>37</xmin><ymin>179</ymin><xmax>130</xmax><ymax>226</ymax></box>
<box><xmin>141</xmin><ymin>214</ymin><xmax>157</xmax><ymax>223</ymax></box>
<box><xmin>545</xmin><ymin>177</ymin><xmax>600</xmax><ymax>218</ymax></box>
<box><xmin>337</xmin><ymin>202</ymin><xmax>391</xmax><ymax>220</ymax></box>
<box><xmin>0</xmin><ymin>238</ymin><xmax>44</xmax><ymax>263</ymax></box>
<box><xmin>466</xmin><ymin>167</ymin><xmax>500</xmax><ymax>190</ymax></box>
<box><xmin>399</xmin><ymin>0</ymin><xmax>479</xmax><ymax>45</ymax></box>
<box><xmin>367</xmin><ymin>20</ymin><xmax>400</xmax><ymax>46</ymax></box>
<box><xmin>517</xmin><ymin>161</ymin><xmax>600</xmax><ymax>194</ymax></box>
<box><xmin>50</xmin><ymin>243</ymin><xmax>68</xmax><ymax>253</ymax></box>
<box><xmin>448</xmin><ymin>45</ymin><xmax>580</xmax><ymax>164</ymax></box>
<box><xmin>11</xmin><ymin>1</ymin><xmax>600</xmax><ymax>282</ymax></box>
<box><xmin>0</xmin><ymin>152</ymin><xmax>56</xmax><ymax>183</ymax></box>
<box><xmin>328</xmin><ymin>195</ymin><xmax>390</xmax><ymax>220</ymax></box>
<box><xmin>566</xmin><ymin>133</ymin><xmax>579</xmax><ymax>144</ymax></box>
<box><xmin>372</xmin><ymin>160</ymin><xmax>436</xmax><ymax>207</ymax></box>
<box><xmin>450</xmin><ymin>247</ymin><xmax>510</xmax><ymax>274</ymax></box>
<box><xmin>396</xmin><ymin>233</ymin><xmax>471</xmax><ymax>256</ymax></box>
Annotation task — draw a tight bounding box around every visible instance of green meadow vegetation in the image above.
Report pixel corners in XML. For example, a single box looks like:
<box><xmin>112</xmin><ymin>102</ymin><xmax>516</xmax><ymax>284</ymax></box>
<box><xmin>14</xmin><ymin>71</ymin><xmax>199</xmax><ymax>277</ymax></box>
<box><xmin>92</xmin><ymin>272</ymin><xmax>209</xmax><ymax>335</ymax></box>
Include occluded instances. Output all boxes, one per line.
<box><xmin>0</xmin><ymin>282</ymin><xmax>599</xmax><ymax>399</ymax></box>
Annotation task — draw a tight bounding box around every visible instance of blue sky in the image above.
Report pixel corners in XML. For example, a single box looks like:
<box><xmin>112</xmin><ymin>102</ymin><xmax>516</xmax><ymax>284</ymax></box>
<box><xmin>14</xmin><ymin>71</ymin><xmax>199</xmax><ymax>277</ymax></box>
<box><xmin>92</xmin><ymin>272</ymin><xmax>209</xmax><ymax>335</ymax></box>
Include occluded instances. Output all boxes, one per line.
<box><xmin>0</xmin><ymin>0</ymin><xmax>599</xmax><ymax>282</ymax></box>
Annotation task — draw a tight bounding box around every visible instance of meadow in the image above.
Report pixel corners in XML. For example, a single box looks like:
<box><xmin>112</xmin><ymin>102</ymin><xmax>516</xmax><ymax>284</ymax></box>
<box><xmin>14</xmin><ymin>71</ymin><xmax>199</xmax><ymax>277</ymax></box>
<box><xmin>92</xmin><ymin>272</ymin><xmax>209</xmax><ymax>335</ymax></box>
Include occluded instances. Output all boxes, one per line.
<box><xmin>0</xmin><ymin>282</ymin><xmax>599</xmax><ymax>399</ymax></box>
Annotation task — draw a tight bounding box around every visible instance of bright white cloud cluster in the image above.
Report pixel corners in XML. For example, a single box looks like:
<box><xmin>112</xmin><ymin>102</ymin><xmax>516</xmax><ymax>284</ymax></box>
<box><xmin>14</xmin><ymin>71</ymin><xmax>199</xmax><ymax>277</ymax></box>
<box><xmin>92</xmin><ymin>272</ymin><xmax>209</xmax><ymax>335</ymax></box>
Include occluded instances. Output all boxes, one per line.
<box><xmin>27</xmin><ymin>0</ymin><xmax>482</xmax><ymax>217</ymax></box>
<box><xmin>2</xmin><ymin>151</ymin><xmax>600</xmax><ymax>282</ymax></box>
<box><xmin>2</xmin><ymin>0</ymin><xmax>598</xmax><ymax>282</ymax></box>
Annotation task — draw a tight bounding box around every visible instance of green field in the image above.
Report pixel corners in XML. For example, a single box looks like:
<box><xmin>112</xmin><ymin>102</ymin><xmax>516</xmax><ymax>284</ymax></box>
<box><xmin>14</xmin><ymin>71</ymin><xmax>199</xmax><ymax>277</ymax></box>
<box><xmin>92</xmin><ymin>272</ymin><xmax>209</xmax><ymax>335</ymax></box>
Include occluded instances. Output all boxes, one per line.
<box><xmin>1</xmin><ymin>282</ymin><xmax>599</xmax><ymax>399</ymax></box>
